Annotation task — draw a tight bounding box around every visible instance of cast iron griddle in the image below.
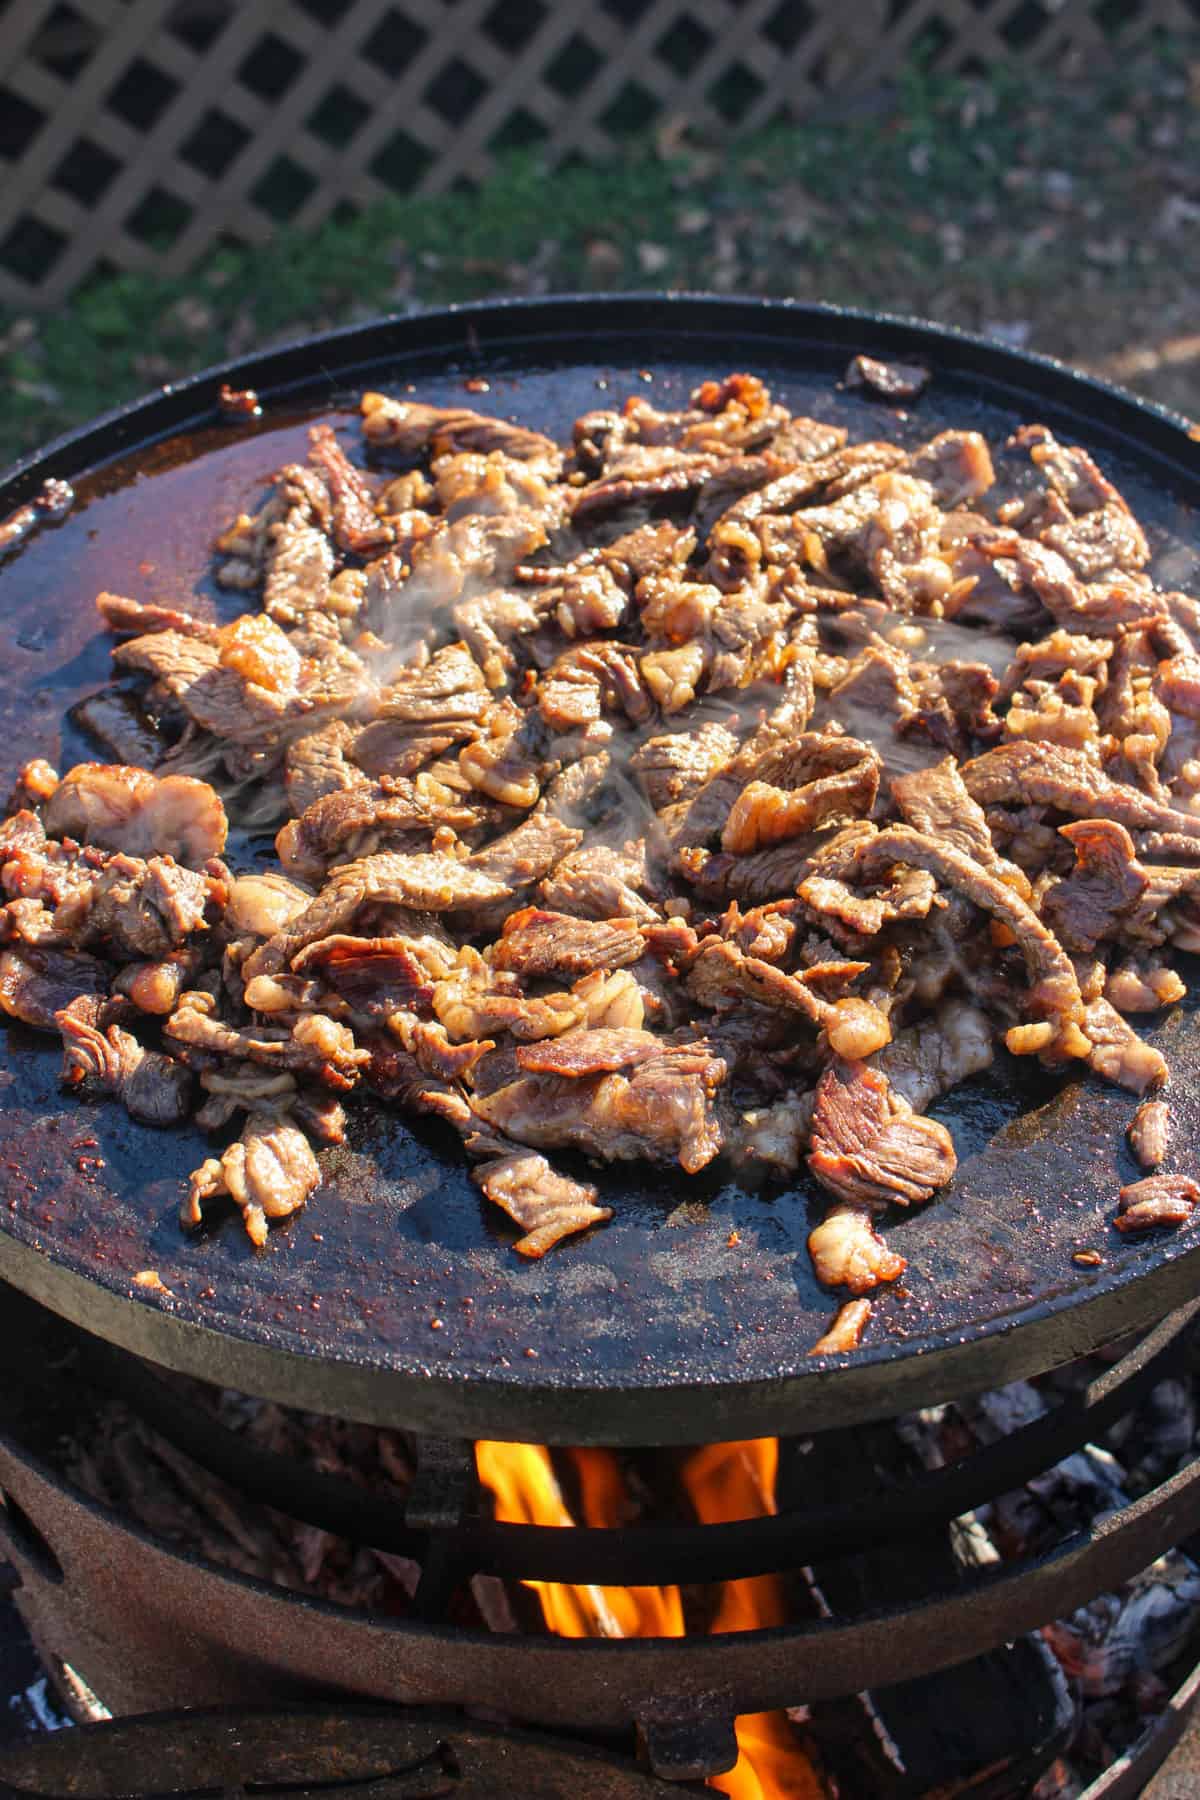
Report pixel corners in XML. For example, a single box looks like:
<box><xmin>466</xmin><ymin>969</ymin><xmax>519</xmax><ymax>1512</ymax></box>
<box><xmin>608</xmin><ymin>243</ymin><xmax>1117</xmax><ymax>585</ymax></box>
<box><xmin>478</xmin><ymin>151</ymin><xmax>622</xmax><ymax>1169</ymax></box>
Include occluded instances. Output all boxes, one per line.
<box><xmin>0</xmin><ymin>297</ymin><xmax>1198</xmax><ymax>1445</ymax></box>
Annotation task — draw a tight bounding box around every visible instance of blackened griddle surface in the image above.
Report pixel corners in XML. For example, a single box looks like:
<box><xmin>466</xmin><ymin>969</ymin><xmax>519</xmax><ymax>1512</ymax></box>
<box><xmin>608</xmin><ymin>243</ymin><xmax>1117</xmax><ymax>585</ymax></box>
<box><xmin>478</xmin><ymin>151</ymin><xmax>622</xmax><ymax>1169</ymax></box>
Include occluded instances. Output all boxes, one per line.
<box><xmin>0</xmin><ymin>297</ymin><xmax>1198</xmax><ymax>1445</ymax></box>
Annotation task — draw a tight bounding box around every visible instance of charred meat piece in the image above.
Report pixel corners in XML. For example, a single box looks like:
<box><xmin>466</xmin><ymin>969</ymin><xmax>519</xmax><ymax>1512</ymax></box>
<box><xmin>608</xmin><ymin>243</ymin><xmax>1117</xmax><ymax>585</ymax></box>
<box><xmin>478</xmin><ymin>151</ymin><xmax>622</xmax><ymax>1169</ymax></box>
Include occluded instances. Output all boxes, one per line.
<box><xmin>890</xmin><ymin>759</ymin><xmax>996</xmax><ymax>867</ymax></box>
<box><xmin>472</xmin><ymin>1038</ymin><xmax>728</xmax><ymax>1173</ymax></box>
<box><xmin>243</xmin><ymin>852</ymin><xmax>509</xmax><ymax>978</ymax></box>
<box><xmin>845</xmin><ymin>355</ymin><xmax>930</xmax><ymax>402</ymax></box>
<box><xmin>1129</xmin><ymin>1099</ymin><xmax>1170</xmax><ymax>1170</ymax></box>
<box><xmin>58</xmin><ymin>999</ymin><xmax>192</xmax><ymax>1127</ymax></box>
<box><xmin>361</xmin><ymin>393</ymin><xmax>562</xmax><ymax>475</ymax></box>
<box><xmin>489</xmin><ymin>908</ymin><xmax>644</xmax><ymax>981</ymax></box>
<box><xmin>96</xmin><ymin>592</ymin><xmax>216</xmax><ymax>640</ymax></box>
<box><xmin>307</xmin><ymin>424</ymin><xmax>393</xmax><ymax>556</ymax></box>
<box><xmin>963</xmin><ymin>742</ymin><xmax>1200</xmax><ymax>841</ymax></box>
<box><xmin>807</xmin><ymin>1056</ymin><xmax>957</xmax><ymax>1210</ymax></box>
<box><xmin>473</xmin><ymin>1149</ymin><xmax>612</xmax><ymax>1257</ymax></box>
<box><xmin>183</xmin><ymin>1113</ymin><xmax>321</xmax><ymax>1246</ymax></box>
<box><xmin>538</xmin><ymin>841</ymin><xmax>659</xmax><ymax>923</ymax></box>
<box><xmin>0</xmin><ymin>945</ymin><xmax>109</xmax><ymax>1030</ymax></box>
<box><xmin>1115</xmin><ymin>1174</ymin><xmax>1200</xmax><ymax>1233</ymax></box>
<box><xmin>69</xmin><ymin>690</ymin><xmax>164</xmax><ymax>769</ymax></box>
<box><xmin>721</xmin><ymin>734</ymin><xmax>881</xmax><ymax>854</ymax></box>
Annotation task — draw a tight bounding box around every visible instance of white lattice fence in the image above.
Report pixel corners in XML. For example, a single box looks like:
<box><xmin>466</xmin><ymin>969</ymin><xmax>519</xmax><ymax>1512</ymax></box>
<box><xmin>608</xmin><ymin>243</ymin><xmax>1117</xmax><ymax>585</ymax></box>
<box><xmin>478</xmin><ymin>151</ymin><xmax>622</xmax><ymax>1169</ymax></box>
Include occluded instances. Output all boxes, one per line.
<box><xmin>0</xmin><ymin>0</ymin><xmax>1197</xmax><ymax>307</ymax></box>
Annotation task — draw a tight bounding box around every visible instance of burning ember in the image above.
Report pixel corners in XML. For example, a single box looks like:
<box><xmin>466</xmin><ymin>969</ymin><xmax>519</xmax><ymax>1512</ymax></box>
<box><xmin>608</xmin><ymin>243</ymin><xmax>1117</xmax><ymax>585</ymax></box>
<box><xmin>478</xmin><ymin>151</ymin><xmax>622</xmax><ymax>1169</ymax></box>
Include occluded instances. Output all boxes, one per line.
<box><xmin>475</xmin><ymin>1436</ymin><xmax>825</xmax><ymax>1797</ymax></box>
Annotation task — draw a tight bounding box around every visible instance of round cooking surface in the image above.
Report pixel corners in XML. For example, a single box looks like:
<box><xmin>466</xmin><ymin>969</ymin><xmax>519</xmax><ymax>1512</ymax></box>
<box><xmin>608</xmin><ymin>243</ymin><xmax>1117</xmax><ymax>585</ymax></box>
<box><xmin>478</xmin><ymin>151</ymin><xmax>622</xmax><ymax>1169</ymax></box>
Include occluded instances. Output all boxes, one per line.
<box><xmin>0</xmin><ymin>297</ymin><xmax>1198</xmax><ymax>1443</ymax></box>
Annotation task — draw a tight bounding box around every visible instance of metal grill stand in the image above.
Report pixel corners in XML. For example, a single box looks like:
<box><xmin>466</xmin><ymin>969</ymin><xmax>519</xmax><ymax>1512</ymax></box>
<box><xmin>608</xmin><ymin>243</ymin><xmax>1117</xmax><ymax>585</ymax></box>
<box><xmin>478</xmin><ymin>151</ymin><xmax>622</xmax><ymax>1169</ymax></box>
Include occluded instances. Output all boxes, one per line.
<box><xmin>0</xmin><ymin>1288</ymin><xmax>1198</xmax><ymax>1794</ymax></box>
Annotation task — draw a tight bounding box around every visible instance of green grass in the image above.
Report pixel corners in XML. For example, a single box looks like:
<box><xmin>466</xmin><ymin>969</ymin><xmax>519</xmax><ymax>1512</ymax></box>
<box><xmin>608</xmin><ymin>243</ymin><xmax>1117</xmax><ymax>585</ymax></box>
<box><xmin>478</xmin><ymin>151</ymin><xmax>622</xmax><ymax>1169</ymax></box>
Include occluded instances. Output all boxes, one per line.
<box><xmin>3</xmin><ymin>41</ymin><xmax>1199</xmax><ymax>466</ymax></box>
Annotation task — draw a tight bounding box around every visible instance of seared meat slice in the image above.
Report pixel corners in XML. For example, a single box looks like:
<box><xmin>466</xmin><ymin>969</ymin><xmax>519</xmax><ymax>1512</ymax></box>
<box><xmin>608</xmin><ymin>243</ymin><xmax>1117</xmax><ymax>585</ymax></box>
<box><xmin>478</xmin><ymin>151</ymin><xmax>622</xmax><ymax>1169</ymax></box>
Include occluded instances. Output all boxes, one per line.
<box><xmin>466</xmin><ymin>811</ymin><xmax>582</xmax><ymax>890</ymax></box>
<box><xmin>852</xmin><ymin>824</ymin><xmax>1088</xmax><ymax>1053</ymax></box>
<box><xmin>452</xmin><ymin>813</ymin><xmax>584</xmax><ymax>934</ymax></box>
<box><xmin>433</xmin><ymin>953</ymin><xmax>583</xmax><ymax>1044</ymax></box>
<box><xmin>571</xmin><ymin>446</ymin><xmax>724</xmax><ymax>524</ymax></box>
<box><xmin>541</xmin><ymin>754</ymin><xmax>611</xmax><ymax>822</ymax></box>
<box><xmin>808</xmin><ymin>1202</ymin><xmax>906</xmax><ymax>1294</ymax></box>
<box><xmin>489</xmin><ymin>908</ymin><xmax>643</xmax><ymax>980</ymax></box>
<box><xmin>459</xmin><ymin>701</ymin><xmax>550</xmax><ymax>810</ymax></box>
<box><xmin>183</xmin><ymin>1113</ymin><xmax>321</xmax><ymax>1246</ymax></box>
<box><xmin>288</xmin><ymin>936</ymin><xmax>437</xmax><ymax>1017</ymax></box>
<box><xmin>57</xmin><ymin>1000</ymin><xmax>192</xmax><ymax>1126</ymax></box>
<box><xmin>1040</xmin><ymin>820</ymin><xmax>1148</xmax><ymax>953</ymax></box>
<box><xmin>472</xmin><ymin>1150</ymin><xmax>612</xmax><ymax>1257</ymax></box>
<box><xmin>1007</xmin><ymin>425</ymin><xmax>1149</xmax><ymax>576</ymax></box>
<box><xmin>376</xmin><ymin>643</ymin><xmax>491</xmax><ymax>729</ymax></box>
<box><xmin>808</xmin><ymin>1056</ymin><xmax>957</xmax><ymax>1209</ymax></box>
<box><xmin>997</xmin><ymin>630</ymin><xmax>1112</xmax><ymax>704</ymax></box>
<box><xmin>539</xmin><ymin>841</ymin><xmax>659</xmax><ymax>923</ymax></box>
<box><xmin>434</xmin><ymin>451</ymin><xmax>564</xmax><ymax>528</ymax></box>
<box><xmin>307</xmin><ymin>424</ymin><xmax>393</xmax><ymax>556</ymax></box>
<box><xmin>767</xmin><ymin>417</ymin><xmax>848</xmax><ymax>462</ymax></box>
<box><xmin>993</xmin><ymin>538</ymin><xmax>1162</xmax><ymax>637</ymax></box>
<box><xmin>963</xmin><ymin>742</ymin><xmax>1200</xmax><ymax>841</ymax></box>
<box><xmin>70</xmin><ymin>689</ymin><xmax>165</xmax><ymax>768</ymax></box>
<box><xmin>0</xmin><ymin>945</ymin><xmax>108</xmax><ymax>1030</ymax></box>
<box><xmin>284</xmin><ymin>722</ymin><xmax>365</xmax><ymax>816</ymax></box>
<box><xmin>748</xmin><ymin>440</ymin><xmax>911</xmax><ymax>517</ymax></box>
<box><xmin>721</xmin><ymin>735</ymin><xmax>880</xmax><ymax>854</ymax></box>
<box><xmin>275</xmin><ymin>780</ymin><xmax>491</xmax><ymax>884</ymax></box>
<box><xmin>685</xmin><ymin>937</ymin><xmax>822</xmax><ymax>1025</ymax></box>
<box><xmin>1129</xmin><ymin>1099</ymin><xmax>1170</xmax><ymax>1170</ymax></box>
<box><xmin>633</xmin><ymin>723</ymin><xmax>740</xmax><ymax>815</ymax></box>
<box><xmin>96</xmin><ymin>591</ymin><xmax>216</xmax><ymax>640</ymax></box>
<box><xmin>244</xmin><ymin>852</ymin><xmax>508</xmax><ymax>978</ymax></box>
<box><xmin>167</xmin><ymin>991</ymin><xmax>368</xmax><ymax>1088</ymax></box>
<box><xmin>515</xmin><ymin>1027</ymin><xmax>667</xmax><ymax>1076</ymax></box>
<box><xmin>1115</xmin><ymin>1174</ymin><xmax>1200</xmax><ymax>1233</ymax></box>
<box><xmin>677</xmin><ymin>726</ymin><xmax>876</xmax><ymax>857</ymax></box>
<box><xmin>846</xmin><ymin>355</ymin><xmax>930</xmax><ymax>402</ymax></box>
<box><xmin>361</xmin><ymin>393</ymin><xmax>562</xmax><ymax>475</ymax></box>
<box><xmin>389</xmin><ymin>1010</ymin><xmax>493</xmax><ymax>1082</ymax></box>
<box><xmin>1080</xmin><ymin>995</ymin><xmax>1167</xmax><ymax>1095</ymax></box>
<box><xmin>873</xmin><ymin>1001</ymin><xmax>994</xmax><ymax>1114</ymax></box>
<box><xmin>406</xmin><ymin>511</ymin><xmax>549</xmax><ymax>611</ymax></box>
<box><xmin>262</xmin><ymin>502</ymin><xmax>334</xmax><ymax>627</ymax></box>
<box><xmin>44</xmin><ymin>764</ymin><xmax>227</xmax><ymax>865</ymax></box>
<box><xmin>891</xmin><ymin>759</ymin><xmax>996</xmax><ymax>866</ymax></box>
<box><xmin>685</xmin><ymin>821</ymin><xmax>878</xmax><ymax>908</ymax></box>
<box><xmin>453</xmin><ymin>589</ymin><xmax>544</xmax><ymax>684</ymax></box>
<box><xmin>542</xmin><ymin>640</ymin><xmax>652</xmax><ymax>727</ymax></box>
<box><xmin>472</xmin><ymin>1038</ymin><xmax>728</xmax><ymax>1173</ymax></box>
<box><xmin>797</xmin><ymin>867</ymin><xmax>939</xmax><ymax>939</ymax></box>
<box><xmin>906</xmin><ymin>430</ymin><xmax>994</xmax><ymax>505</ymax></box>
<box><xmin>77</xmin><ymin>854</ymin><xmax>213</xmax><ymax>960</ymax></box>
<box><xmin>115</xmin><ymin>626</ymin><xmax>367</xmax><ymax>753</ymax></box>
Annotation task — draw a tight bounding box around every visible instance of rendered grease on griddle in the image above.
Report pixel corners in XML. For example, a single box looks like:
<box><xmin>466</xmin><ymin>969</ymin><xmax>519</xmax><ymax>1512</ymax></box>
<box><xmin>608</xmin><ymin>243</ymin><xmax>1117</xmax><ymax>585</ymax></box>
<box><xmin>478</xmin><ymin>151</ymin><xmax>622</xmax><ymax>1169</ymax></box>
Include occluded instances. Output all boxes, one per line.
<box><xmin>0</xmin><ymin>367</ymin><xmax>1197</xmax><ymax>1347</ymax></box>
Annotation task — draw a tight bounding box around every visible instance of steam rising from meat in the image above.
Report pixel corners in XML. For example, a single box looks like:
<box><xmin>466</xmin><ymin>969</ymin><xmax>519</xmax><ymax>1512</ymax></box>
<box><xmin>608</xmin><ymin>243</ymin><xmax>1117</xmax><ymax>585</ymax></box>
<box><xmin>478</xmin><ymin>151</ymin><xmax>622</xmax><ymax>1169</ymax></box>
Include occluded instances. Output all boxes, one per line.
<box><xmin>3</xmin><ymin>372</ymin><xmax>1199</xmax><ymax>1334</ymax></box>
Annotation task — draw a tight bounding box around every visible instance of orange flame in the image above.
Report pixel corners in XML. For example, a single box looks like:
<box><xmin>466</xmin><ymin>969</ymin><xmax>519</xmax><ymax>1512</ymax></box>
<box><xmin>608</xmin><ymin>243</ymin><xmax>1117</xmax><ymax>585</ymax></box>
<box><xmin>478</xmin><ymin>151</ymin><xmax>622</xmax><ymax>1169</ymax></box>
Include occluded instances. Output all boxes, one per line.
<box><xmin>473</xmin><ymin>1437</ymin><xmax>823</xmax><ymax>1798</ymax></box>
